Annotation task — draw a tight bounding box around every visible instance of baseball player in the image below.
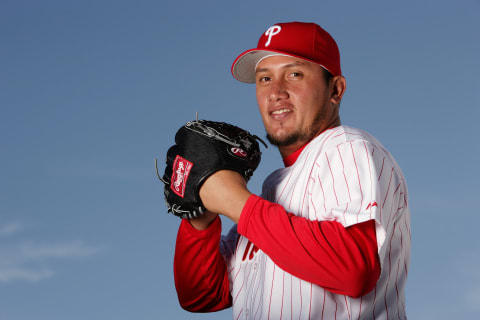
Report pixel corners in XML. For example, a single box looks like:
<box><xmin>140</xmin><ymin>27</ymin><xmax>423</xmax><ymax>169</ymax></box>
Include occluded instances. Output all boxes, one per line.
<box><xmin>169</xmin><ymin>22</ymin><xmax>411</xmax><ymax>319</ymax></box>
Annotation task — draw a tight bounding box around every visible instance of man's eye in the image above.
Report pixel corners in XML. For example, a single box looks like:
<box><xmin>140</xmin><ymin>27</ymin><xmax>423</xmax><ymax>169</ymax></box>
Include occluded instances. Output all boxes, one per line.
<box><xmin>291</xmin><ymin>72</ymin><xmax>302</xmax><ymax>77</ymax></box>
<box><xmin>258</xmin><ymin>76</ymin><xmax>271</xmax><ymax>82</ymax></box>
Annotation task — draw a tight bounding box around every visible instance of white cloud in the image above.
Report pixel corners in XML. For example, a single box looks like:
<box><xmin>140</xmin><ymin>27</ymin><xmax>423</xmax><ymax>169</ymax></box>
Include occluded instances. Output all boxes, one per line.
<box><xmin>0</xmin><ymin>221</ymin><xmax>23</xmax><ymax>237</ymax></box>
<box><xmin>0</xmin><ymin>267</ymin><xmax>54</xmax><ymax>283</ymax></box>
<box><xmin>0</xmin><ymin>221</ymin><xmax>103</xmax><ymax>284</ymax></box>
<box><xmin>454</xmin><ymin>251</ymin><xmax>480</xmax><ymax>311</ymax></box>
<box><xmin>20</xmin><ymin>240</ymin><xmax>103</xmax><ymax>259</ymax></box>
<box><xmin>466</xmin><ymin>285</ymin><xmax>480</xmax><ymax>311</ymax></box>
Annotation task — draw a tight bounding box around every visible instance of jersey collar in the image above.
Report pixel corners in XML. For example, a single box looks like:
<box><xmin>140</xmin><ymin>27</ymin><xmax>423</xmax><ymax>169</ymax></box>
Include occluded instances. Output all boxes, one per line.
<box><xmin>282</xmin><ymin>143</ymin><xmax>309</xmax><ymax>167</ymax></box>
<box><xmin>281</xmin><ymin>126</ymin><xmax>339</xmax><ymax>167</ymax></box>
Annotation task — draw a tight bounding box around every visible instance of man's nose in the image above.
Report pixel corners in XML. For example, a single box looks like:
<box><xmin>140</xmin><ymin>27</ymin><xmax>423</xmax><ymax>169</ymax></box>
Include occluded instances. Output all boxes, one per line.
<box><xmin>268</xmin><ymin>80</ymin><xmax>289</xmax><ymax>102</ymax></box>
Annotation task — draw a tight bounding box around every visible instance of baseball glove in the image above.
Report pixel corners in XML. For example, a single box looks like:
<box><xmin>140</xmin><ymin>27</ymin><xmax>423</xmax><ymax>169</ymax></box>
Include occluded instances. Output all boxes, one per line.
<box><xmin>156</xmin><ymin>119</ymin><xmax>266</xmax><ymax>219</ymax></box>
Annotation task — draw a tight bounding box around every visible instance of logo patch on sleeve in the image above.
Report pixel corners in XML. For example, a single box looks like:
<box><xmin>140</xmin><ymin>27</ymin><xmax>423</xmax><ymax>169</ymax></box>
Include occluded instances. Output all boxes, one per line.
<box><xmin>170</xmin><ymin>155</ymin><xmax>193</xmax><ymax>197</ymax></box>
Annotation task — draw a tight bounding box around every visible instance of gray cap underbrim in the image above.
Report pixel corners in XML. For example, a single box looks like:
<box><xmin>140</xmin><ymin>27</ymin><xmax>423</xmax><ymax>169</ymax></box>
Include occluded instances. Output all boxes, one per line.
<box><xmin>232</xmin><ymin>50</ymin><xmax>292</xmax><ymax>83</ymax></box>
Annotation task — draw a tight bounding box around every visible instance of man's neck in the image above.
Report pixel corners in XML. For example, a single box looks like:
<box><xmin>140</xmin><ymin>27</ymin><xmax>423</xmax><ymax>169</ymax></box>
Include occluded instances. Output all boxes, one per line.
<box><xmin>279</xmin><ymin>142</ymin><xmax>306</xmax><ymax>159</ymax></box>
<box><xmin>279</xmin><ymin>122</ymin><xmax>341</xmax><ymax>159</ymax></box>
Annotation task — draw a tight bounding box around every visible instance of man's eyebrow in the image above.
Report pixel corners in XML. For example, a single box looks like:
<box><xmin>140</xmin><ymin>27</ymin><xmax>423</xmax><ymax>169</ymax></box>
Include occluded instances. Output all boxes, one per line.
<box><xmin>255</xmin><ymin>61</ymin><xmax>307</xmax><ymax>74</ymax></box>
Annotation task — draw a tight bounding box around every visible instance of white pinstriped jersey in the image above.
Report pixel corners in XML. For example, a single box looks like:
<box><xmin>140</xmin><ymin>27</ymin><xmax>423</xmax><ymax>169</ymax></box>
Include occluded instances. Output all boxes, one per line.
<box><xmin>220</xmin><ymin>125</ymin><xmax>411</xmax><ymax>319</ymax></box>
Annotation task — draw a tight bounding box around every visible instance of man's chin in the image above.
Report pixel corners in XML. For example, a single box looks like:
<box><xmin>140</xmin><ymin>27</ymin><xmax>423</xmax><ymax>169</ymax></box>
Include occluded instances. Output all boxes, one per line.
<box><xmin>266</xmin><ymin>131</ymin><xmax>306</xmax><ymax>147</ymax></box>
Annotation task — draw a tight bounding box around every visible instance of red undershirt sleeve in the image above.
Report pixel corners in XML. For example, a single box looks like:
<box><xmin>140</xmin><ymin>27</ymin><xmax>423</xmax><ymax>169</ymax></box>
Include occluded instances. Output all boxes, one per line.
<box><xmin>238</xmin><ymin>194</ymin><xmax>381</xmax><ymax>298</ymax></box>
<box><xmin>174</xmin><ymin>216</ymin><xmax>232</xmax><ymax>312</ymax></box>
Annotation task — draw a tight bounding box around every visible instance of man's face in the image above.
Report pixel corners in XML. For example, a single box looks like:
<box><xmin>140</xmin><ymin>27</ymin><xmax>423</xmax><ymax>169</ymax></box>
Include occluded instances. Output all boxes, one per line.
<box><xmin>255</xmin><ymin>55</ymin><xmax>339</xmax><ymax>150</ymax></box>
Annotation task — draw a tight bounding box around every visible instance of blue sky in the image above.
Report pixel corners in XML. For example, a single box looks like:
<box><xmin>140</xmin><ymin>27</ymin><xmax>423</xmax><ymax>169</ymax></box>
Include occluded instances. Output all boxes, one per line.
<box><xmin>1</xmin><ymin>0</ymin><xmax>479</xmax><ymax>319</ymax></box>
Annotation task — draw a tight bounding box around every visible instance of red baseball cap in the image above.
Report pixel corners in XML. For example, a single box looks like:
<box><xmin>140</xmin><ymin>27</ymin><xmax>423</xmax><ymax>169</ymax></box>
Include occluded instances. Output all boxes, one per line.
<box><xmin>231</xmin><ymin>22</ymin><xmax>342</xmax><ymax>83</ymax></box>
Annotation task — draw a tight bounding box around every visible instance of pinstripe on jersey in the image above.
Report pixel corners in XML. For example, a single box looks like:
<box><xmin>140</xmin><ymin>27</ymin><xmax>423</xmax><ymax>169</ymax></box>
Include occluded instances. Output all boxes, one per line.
<box><xmin>220</xmin><ymin>126</ymin><xmax>411</xmax><ymax>320</ymax></box>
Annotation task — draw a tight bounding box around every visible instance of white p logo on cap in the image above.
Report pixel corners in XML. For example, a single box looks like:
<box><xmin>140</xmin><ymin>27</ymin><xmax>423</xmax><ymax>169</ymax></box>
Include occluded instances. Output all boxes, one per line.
<box><xmin>264</xmin><ymin>25</ymin><xmax>281</xmax><ymax>47</ymax></box>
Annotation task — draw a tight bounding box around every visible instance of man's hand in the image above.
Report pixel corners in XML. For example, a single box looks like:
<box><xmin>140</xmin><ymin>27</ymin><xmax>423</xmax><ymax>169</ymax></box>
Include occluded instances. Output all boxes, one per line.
<box><xmin>199</xmin><ymin>170</ymin><xmax>252</xmax><ymax>223</ymax></box>
<box><xmin>158</xmin><ymin>120</ymin><xmax>265</xmax><ymax>220</ymax></box>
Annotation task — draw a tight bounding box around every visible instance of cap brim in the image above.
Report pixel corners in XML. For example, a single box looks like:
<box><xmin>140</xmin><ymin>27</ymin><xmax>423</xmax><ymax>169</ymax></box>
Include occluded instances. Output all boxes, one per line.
<box><xmin>231</xmin><ymin>49</ymin><xmax>297</xmax><ymax>83</ymax></box>
<box><xmin>231</xmin><ymin>49</ymin><xmax>332</xmax><ymax>83</ymax></box>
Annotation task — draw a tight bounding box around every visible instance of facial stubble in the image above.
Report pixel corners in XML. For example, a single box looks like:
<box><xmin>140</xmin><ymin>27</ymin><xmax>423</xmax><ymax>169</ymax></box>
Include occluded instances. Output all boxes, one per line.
<box><xmin>266</xmin><ymin>108</ymin><xmax>326</xmax><ymax>147</ymax></box>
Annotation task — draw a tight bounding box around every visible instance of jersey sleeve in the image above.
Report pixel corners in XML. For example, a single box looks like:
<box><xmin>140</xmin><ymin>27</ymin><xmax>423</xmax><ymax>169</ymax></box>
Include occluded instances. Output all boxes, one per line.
<box><xmin>309</xmin><ymin>139</ymin><xmax>409</xmax><ymax>269</ymax></box>
<box><xmin>238</xmin><ymin>195</ymin><xmax>380</xmax><ymax>297</ymax></box>
<box><xmin>173</xmin><ymin>216</ymin><xmax>232</xmax><ymax>312</ymax></box>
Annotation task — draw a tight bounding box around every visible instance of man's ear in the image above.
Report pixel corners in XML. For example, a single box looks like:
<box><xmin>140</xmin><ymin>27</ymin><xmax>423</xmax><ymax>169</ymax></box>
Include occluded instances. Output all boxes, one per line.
<box><xmin>330</xmin><ymin>76</ymin><xmax>346</xmax><ymax>105</ymax></box>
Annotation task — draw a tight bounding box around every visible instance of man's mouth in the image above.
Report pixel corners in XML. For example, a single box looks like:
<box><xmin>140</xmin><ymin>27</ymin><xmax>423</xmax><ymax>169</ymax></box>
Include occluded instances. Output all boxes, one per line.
<box><xmin>271</xmin><ymin>109</ymin><xmax>291</xmax><ymax>115</ymax></box>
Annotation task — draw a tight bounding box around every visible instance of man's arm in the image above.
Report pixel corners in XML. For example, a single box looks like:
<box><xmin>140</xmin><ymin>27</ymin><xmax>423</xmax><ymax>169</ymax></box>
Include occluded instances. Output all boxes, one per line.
<box><xmin>238</xmin><ymin>195</ymin><xmax>380</xmax><ymax>298</ymax></box>
<box><xmin>199</xmin><ymin>170</ymin><xmax>380</xmax><ymax>298</ymax></box>
<box><xmin>174</xmin><ymin>216</ymin><xmax>232</xmax><ymax>312</ymax></box>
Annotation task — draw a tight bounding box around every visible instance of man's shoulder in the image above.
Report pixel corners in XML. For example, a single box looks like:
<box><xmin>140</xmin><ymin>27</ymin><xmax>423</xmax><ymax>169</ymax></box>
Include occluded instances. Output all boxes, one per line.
<box><xmin>306</xmin><ymin>125</ymin><xmax>393</xmax><ymax>164</ymax></box>
<box><xmin>312</xmin><ymin>125</ymin><xmax>384</xmax><ymax>150</ymax></box>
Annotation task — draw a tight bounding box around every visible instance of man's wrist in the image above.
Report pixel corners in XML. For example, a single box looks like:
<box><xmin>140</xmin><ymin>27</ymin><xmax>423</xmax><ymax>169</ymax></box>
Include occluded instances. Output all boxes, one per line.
<box><xmin>188</xmin><ymin>211</ymin><xmax>218</xmax><ymax>230</ymax></box>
